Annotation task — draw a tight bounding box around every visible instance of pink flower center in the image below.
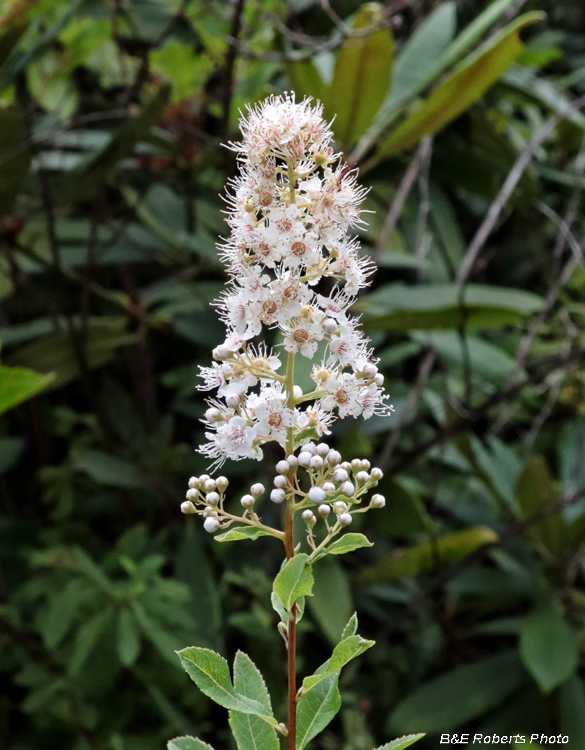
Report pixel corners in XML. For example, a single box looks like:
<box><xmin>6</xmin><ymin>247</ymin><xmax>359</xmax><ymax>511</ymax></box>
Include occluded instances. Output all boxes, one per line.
<box><xmin>283</xmin><ymin>285</ymin><xmax>297</xmax><ymax>300</ymax></box>
<box><xmin>293</xmin><ymin>328</ymin><xmax>308</xmax><ymax>343</ymax></box>
<box><xmin>260</xmin><ymin>193</ymin><xmax>273</xmax><ymax>206</ymax></box>
<box><xmin>292</xmin><ymin>241</ymin><xmax>306</xmax><ymax>256</ymax></box>
<box><xmin>263</xmin><ymin>300</ymin><xmax>277</xmax><ymax>315</ymax></box>
<box><xmin>279</xmin><ymin>218</ymin><xmax>293</xmax><ymax>231</ymax></box>
<box><xmin>335</xmin><ymin>389</ymin><xmax>349</xmax><ymax>404</ymax></box>
<box><xmin>268</xmin><ymin>412</ymin><xmax>282</xmax><ymax>427</ymax></box>
<box><xmin>258</xmin><ymin>242</ymin><xmax>270</xmax><ymax>256</ymax></box>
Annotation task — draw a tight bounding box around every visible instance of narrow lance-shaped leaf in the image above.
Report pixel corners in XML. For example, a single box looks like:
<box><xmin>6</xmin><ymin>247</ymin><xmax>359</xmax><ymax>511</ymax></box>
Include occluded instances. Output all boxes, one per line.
<box><xmin>341</xmin><ymin>613</ymin><xmax>359</xmax><ymax>640</ymax></box>
<box><xmin>229</xmin><ymin>651</ymin><xmax>280</xmax><ymax>750</ymax></box>
<box><xmin>177</xmin><ymin>647</ymin><xmax>278</xmax><ymax>728</ymax></box>
<box><xmin>214</xmin><ymin>526</ymin><xmax>273</xmax><ymax>543</ymax></box>
<box><xmin>326</xmin><ymin>2</ymin><xmax>394</xmax><ymax>148</ymax></box>
<box><xmin>0</xmin><ymin>366</ymin><xmax>53</xmax><ymax>415</ymax></box>
<box><xmin>325</xmin><ymin>533</ymin><xmax>373</xmax><ymax>556</ymax></box>
<box><xmin>374</xmin><ymin>736</ymin><xmax>426</xmax><ymax>750</ymax></box>
<box><xmin>376</xmin><ymin>12</ymin><xmax>542</xmax><ymax>158</ymax></box>
<box><xmin>302</xmin><ymin>634</ymin><xmax>375</xmax><ymax>693</ymax></box>
<box><xmin>273</xmin><ymin>553</ymin><xmax>313</xmax><ymax>612</ymax></box>
<box><xmin>296</xmin><ymin>672</ymin><xmax>341</xmax><ymax>750</ymax></box>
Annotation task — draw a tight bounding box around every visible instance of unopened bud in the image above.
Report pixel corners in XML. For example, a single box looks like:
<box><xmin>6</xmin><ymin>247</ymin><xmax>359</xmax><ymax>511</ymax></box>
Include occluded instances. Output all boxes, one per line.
<box><xmin>206</xmin><ymin>492</ymin><xmax>220</xmax><ymax>505</ymax></box>
<box><xmin>298</xmin><ymin>452</ymin><xmax>312</xmax><ymax>467</ymax></box>
<box><xmin>351</xmin><ymin>459</ymin><xmax>361</xmax><ymax>471</ymax></box>
<box><xmin>199</xmin><ymin>474</ymin><xmax>210</xmax><ymax>484</ymax></box>
<box><xmin>371</xmin><ymin>494</ymin><xmax>386</xmax><ymax>508</ymax></box>
<box><xmin>333</xmin><ymin>501</ymin><xmax>348</xmax><ymax>514</ymax></box>
<box><xmin>339</xmin><ymin>513</ymin><xmax>352</xmax><ymax>526</ymax></box>
<box><xmin>370</xmin><ymin>468</ymin><xmax>383</xmax><ymax>481</ymax></box>
<box><xmin>276</xmin><ymin>460</ymin><xmax>290</xmax><ymax>474</ymax></box>
<box><xmin>322</xmin><ymin>482</ymin><xmax>335</xmax><ymax>492</ymax></box>
<box><xmin>204</xmin><ymin>479</ymin><xmax>216</xmax><ymax>492</ymax></box>
<box><xmin>363</xmin><ymin>362</ymin><xmax>377</xmax><ymax>379</ymax></box>
<box><xmin>216</xmin><ymin>476</ymin><xmax>229</xmax><ymax>490</ymax></box>
<box><xmin>327</xmin><ymin>450</ymin><xmax>341</xmax><ymax>466</ymax></box>
<box><xmin>188</xmin><ymin>477</ymin><xmax>200</xmax><ymax>489</ymax></box>
<box><xmin>226</xmin><ymin>393</ymin><xmax>240</xmax><ymax>408</ymax></box>
<box><xmin>310</xmin><ymin>455</ymin><xmax>323</xmax><ymax>470</ymax></box>
<box><xmin>186</xmin><ymin>488</ymin><xmax>198</xmax><ymax>501</ymax></box>
<box><xmin>271</xmin><ymin>489</ymin><xmax>286</xmax><ymax>504</ymax></box>
<box><xmin>308</xmin><ymin>487</ymin><xmax>326</xmax><ymax>503</ymax></box>
<box><xmin>318</xmin><ymin>504</ymin><xmax>331</xmax><ymax>516</ymax></box>
<box><xmin>251</xmin><ymin>483</ymin><xmax>265</xmax><ymax>497</ymax></box>
<box><xmin>293</xmin><ymin>385</ymin><xmax>303</xmax><ymax>399</ymax></box>
<box><xmin>360</xmin><ymin>459</ymin><xmax>371</xmax><ymax>471</ymax></box>
<box><xmin>302</xmin><ymin>510</ymin><xmax>316</xmax><ymax>526</ymax></box>
<box><xmin>205</xmin><ymin>408</ymin><xmax>222</xmax><ymax>422</ymax></box>
<box><xmin>374</xmin><ymin>373</ymin><xmax>384</xmax><ymax>386</ymax></box>
<box><xmin>341</xmin><ymin>481</ymin><xmax>355</xmax><ymax>497</ymax></box>
<box><xmin>286</xmin><ymin>454</ymin><xmax>298</xmax><ymax>468</ymax></box>
<box><xmin>181</xmin><ymin>501</ymin><xmax>196</xmax><ymax>514</ymax></box>
<box><xmin>274</xmin><ymin>475</ymin><xmax>287</xmax><ymax>488</ymax></box>
<box><xmin>322</xmin><ymin>318</ymin><xmax>337</xmax><ymax>334</ymax></box>
<box><xmin>333</xmin><ymin>468</ymin><xmax>348</xmax><ymax>483</ymax></box>
<box><xmin>241</xmin><ymin>494</ymin><xmax>255</xmax><ymax>509</ymax></box>
<box><xmin>316</xmin><ymin>442</ymin><xmax>330</xmax><ymax>456</ymax></box>
<box><xmin>356</xmin><ymin>471</ymin><xmax>369</xmax><ymax>483</ymax></box>
<box><xmin>301</xmin><ymin>442</ymin><xmax>317</xmax><ymax>455</ymax></box>
<box><xmin>204</xmin><ymin>517</ymin><xmax>220</xmax><ymax>533</ymax></box>
<box><xmin>213</xmin><ymin>345</ymin><xmax>230</xmax><ymax>360</ymax></box>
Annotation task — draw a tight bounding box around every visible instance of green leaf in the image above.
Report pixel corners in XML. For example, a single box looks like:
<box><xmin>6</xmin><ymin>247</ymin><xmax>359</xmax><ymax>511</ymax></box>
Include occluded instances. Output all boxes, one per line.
<box><xmin>341</xmin><ymin>613</ymin><xmax>358</xmax><ymax>640</ymax></box>
<box><xmin>358</xmin><ymin>527</ymin><xmax>499</xmax><ymax>584</ymax></box>
<box><xmin>324</xmin><ymin>533</ymin><xmax>373</xmax><ymax>556</ymax></box>
<box><xmin>377</xmin><ymin>13</ymin><xmax>542</xmax><ymax>157</ymax></box>
<box><xmin>168</xmin><ymin>738</ymin><xmax>215</xmax><ymax>750</ymax></box>
<box><xmin>302</xmin><ymin>634</ymin><xmax>374</xmax><ymax>693</ymax></box>
<box><xmin>131</xmin><ymin>601</ymin><xmax>184</xmax><ymax>667</ymax></box>
<box><xmin>177</xmin><ymin>647</ymin><xmax>277</xmax><ymax>728</ymax></box>
<box><xmin>296</xmin><ymin>672</ymin><xmax>341</xmax><ymax>750</ymax></box>
<box><xmin>116</xmin><ymin>608</ymin><xmax>141</xmax><ymax>667</ymax></box>
<box><xmin>71</xmin><ymin>448</ymin><xmax>145</xmax><ymax>489</ymax></box>
<box><xmin>286</xmin><ymin>60</ymin><xmax>326</xmax><ymax>103</ymax></box>
<box><xmin>514</xmin><ymin>456</ymin><xmax>563</xmax><ymax>559</ymax></box>
<box><xmin>519</xmin><ymin>601</ymin><xmax>578</xmax><ymax>693</ymax></box>
<box><xmin>273</xmin><ymin>554</ymin><xmax>313</xmax><ymax>612</ymax></box>
<box><xmin>389</xmin><ymin>651</ymin><xmax>525</xmax><ymax>733</ymax></box>
<box><xmin>229</xmin><ymin>652</ymin><xmax>279</xmax><ymax>750</ymax></box>
<box><xmin>68</xmin><ymin>609</ymin><xmax>112</xmax><ymax>676</ymax></box>
<box><xmin>214</xmin><ymin>527</ymin><xmax>273</xmax><ymax>543</ymax></box>
<box><xmin>40</xmin><ymin>578</ymin><xmax>90</xmax><ymax>650</ymax></box>
<box><xmin>356</xmin><ymin>283</ymin><xmax>544</xmax><ymax>331</ymax></box>
<box><xmin>307</xmin><ymin>556</ymin><xmax>352</xmax><ymax>645</ymax></box>
<box><xmin>72</xmin><ymin>547</ymin><xmax>115</xmax><ymax>595</ymax></box>
<box><xmin>0</xmin><ymin>366</ymin><xmax>53</xmax><ymax>415</ymax></box>
<box><xmin>327</xmin><ymin>3</ymin><xmax>394</xmax><ymax>148</ymax></box>
<box><xmin>375</xmin><ymin>736</ymin><xmax>426</xmax><ymax>750</ymax></box>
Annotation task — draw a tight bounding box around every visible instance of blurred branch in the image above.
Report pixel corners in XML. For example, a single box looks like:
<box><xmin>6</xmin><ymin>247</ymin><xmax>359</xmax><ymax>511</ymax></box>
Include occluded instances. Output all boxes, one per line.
<box><xmin>222</xmin><ymin>0</ymin><xmax>246</xmax><ymax>144</ymax></box>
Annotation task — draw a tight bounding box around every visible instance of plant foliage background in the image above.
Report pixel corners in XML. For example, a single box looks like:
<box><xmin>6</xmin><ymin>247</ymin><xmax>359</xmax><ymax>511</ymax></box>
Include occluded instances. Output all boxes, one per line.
<box><xmin>1</xmin><ymin>0</ymin><xmax>585</xmax><ymax>748</ymax></box>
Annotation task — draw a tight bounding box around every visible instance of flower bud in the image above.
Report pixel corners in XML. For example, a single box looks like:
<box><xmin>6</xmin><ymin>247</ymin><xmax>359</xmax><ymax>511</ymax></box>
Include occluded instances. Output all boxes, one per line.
<box><xmin>371</xmin><ymin>494</ymin><xmax>386</xmax><ymax>508</ymax></box>
<box><xmin>340</xmin><ymin>462</ymin><xmax>351</xmax><ymax>471</ymax></box>
<box><xmin>322</xmin><ymin>318</ymin><xmax>337</xmax><ymax>334</ymax></box>
<box><xmin>199</xmin><ymin>474</ymin><xmax>210</xmax><ymax>484</ymax></box>
<box><xmin>274</xmin><ymin>475</ymin><xmax>287</xmax><ymax>489</ymax></box>
<box><xmin>181</xmin><ymin>501</ymin><xmax>196</xmax><ymax>514</ymax></box>
<box><xmin>301</xmin><ymin>442</ymin><xmax>317</xmax><ymax>455</ymax></box>
<box><xmin>374</xmin><ymin>373</ymin><xmax>384</xmax><ymax>386</ymax></box>
<box><xmin>327</xmin><ymin>450</ymin><xmax>341</xmax><ymax>466</ymax></box>
<box><xmin>286</xmin><ymin>454</ymin><xmax>298</xmax><ymax>468</ymax></box>
<box><xmin>226</xmin><ymin>393</ymin><xmax>240</xmax><ymax>408</ymax></box>
<box><xmin>318</xmin><ymin>504</ymin><xmax>331</xmax><ymax>516</ymax></box>
<box><xmin>213</xmin><ymin>345</ymin><xmax>230</xmax><ymax>360</ymax></box>
<box><xmin>333</xmin><ymin>501</ymin><xmax>348</xmax><ymax>514</ymax></box>
<box><xmin>363</xmin><ymin>362</ymin><xmax>378</xmax><ymax>379</ymax></box>
<box><xmin>276</xmin><ymin>460</ymin><xmax>290</xmax><ymax>474</ymax></box>
<box><xmin>204</xmin><ymin>479</ymin><xmax>216</xmax><ymax>492</ymax></box>
<box><xmin>370</xmin><ymin>468</ymin><xmax>383</xmax><ymax>481</ymax></box>
<box><xmin>298</xmin><ymin>452</ymin><xmax>312</xmax><ymax>467</ymax></box>
<box><xmin>333</xmin><ymin>468</ymin><xmax>348</xmax><ymax>483</ymax></box>
<box><xmin>203</xmin><ymin>517</ymin><xmax>220</xmax><ymax>533</ymax></box>
<box><xmin>361</xmin><ymin>459</ymin><xmax>371</xmax><ymax>471</ymax></box>
<box><xmin>309</xmin><ymin>455</ymin><xmax>323</xmax><ymax>470</ymax></box>
<box><xmin>339</xmin><ymin>513</ymin><xmax>352</xmax><ymax>526</ymax></box>
<box><xmin>302</xmin><ymin>510</ymin><xmax>316</xmax><ymax>526</ymax></box>
<box><xmin>241</xmin><ymin>494</ymin><xmax>255</xmax><ymax>509</ymax></box>
<box><xmin>356</xmin><ymin>471</ymin><xmax>369</xmax><ymax>483</ymax></box>
<box><xmin>316</xmin><ymin>442</ymin><xmax>330</xmax><ymax>456</ymax></box>
<box><xmin>270</xmin><ymin>489</ymin><xmax>286</xmax><ymax>504</ymax></box>
<box><xmin>216</xmin><ymin>476</ymin><xmax>229</xmax><ymax>490</ymax></box>
<box><xmin>206</xmin><ymin>492</ymin><xmax>220</xmax><ymax>505</ymax></box>
<box><xmin>188</xmin><ymin>476</ymin><xmax>200</xmax><ymax>489</ymax></box>
<box><xmin>322</xmin><ymin>482</ymin><xmax>335</xmax><ymax>492</ymax></box>
<box><xmin>308</xmin><ymin>487</ymin><xmax>326</xmax><ymax>504</ymax></box>
<box><xmin>293</xmin><ymin>385</ymin><xmax>303</xmax><ymax>399</ymax></box>
<box><xmin>205</xmin><ymin>408</ymin><xmax>222</xmax><ymax>422</ymax></box>
<box><xmin>186</xmin><ymin>488</ymin><xmax>198</xmax><ymax>501</ymax></box>
<box><xmin>341</xmin><ymin>481</ymin><xmax>355</xmax><ymax>497</ymax></box>
<box><xmin>251</xmin><ymin>483</ymin><xmax>265</xmax><ymax>497</ymax></box>
<box><xmin>351</xmin><ymin>459</ymin><xmax>361</xmax><ymax>471</ymax></box>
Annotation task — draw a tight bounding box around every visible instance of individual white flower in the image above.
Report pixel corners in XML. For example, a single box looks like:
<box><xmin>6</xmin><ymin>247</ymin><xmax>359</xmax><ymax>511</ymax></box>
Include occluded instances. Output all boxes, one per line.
<box><xmin>253</xmin><ymin>395</ymin><xmax>295</xmax><ymax>446</ymax></box>
<box><xmin>199</xmin><ymin>415</ymin><xmax>261</xmax><ymax>470</ymax></box>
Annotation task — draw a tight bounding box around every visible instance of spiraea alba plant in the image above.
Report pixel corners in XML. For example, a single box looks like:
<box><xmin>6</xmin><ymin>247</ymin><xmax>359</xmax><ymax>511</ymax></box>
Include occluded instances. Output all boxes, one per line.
<box><xmin>172</xmin><ymin>95</ymin><xmax>424</xmax><ymax>750</ymax></box>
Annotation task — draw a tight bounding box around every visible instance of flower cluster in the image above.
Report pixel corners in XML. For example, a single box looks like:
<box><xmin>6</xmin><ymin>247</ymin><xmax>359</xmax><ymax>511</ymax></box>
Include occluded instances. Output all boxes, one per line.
<box><xmin>182</xmin><ymin>440</ymin><xmax>385</xmax><ymax>554</ymax></box>
<box><xmin>197</xmin><ymin>93</ymin><xmax>392</xmax><ymax>470</ymax></box>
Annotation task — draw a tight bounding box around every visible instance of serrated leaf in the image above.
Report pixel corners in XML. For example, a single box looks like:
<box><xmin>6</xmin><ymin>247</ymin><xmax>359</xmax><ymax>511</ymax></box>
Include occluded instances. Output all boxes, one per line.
<box><xmin>375</xmin><ymin>735</ymin><xmax>425</xmax><ymax>750</ymax></box>
<box><xmin>519</xmin><ymin>602</ymin><xmax>578</xmax><ymax>693</ymax></box>
<box><xmin>116</xmin><ymin>608</ymin><xmax>141</xmax><ymax>667</ymax></box>
<box><xmin>325</xmin><ymin>533</ymin><xmax>373</xmax><ymax>556</ymax></box>
<box><xmin>177</xmin><ymin>647</ymin><xmax>277</xmax><ymax>728</ymax></box>
<box><xmin>296</xmin><ymin>672</ymin><xmax>341</xmax><ymax>750</ymax></box>
<box><xmin>215</xmin><ymin>527</ymin><xmax>272</xmax><ymax>543</ymax></box>
<box><xmin>168</xmin><ymin>737</ymin><xmax>215</xmax><ymax>750</ymax></box>
<box><xmin>302</xmin><ymin>635</ymin><xmax>374</xmax><ymax>693</ymax></box>
<box><xmin>273</xmin><ymin>554</ymin><xmax>313</xmax><ymax>612</ymax></box>
<box><xmin>341</xmin><ymin>613</ymin><xmax>358</xmax><ymax>640</ymax></box>
<box><xmin>229</xmin><ymin>652</ymin><xmax>279</xmax><ymax>750</ymax></box>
